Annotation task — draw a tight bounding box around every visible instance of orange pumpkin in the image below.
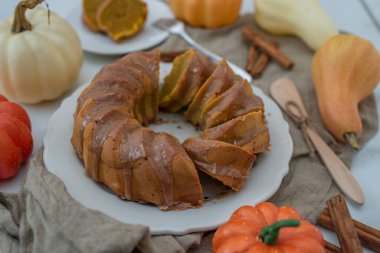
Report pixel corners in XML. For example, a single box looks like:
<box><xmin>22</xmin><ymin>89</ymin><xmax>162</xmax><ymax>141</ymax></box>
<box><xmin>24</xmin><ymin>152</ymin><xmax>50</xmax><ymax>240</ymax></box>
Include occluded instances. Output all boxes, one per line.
<box><xmin>167</xmin><ymin>0</ymin><xmax>242</xmax><ymax>29</ymax></box>
<box><xmin>0</xmin><ymin>95</ymin><xmax>33</xmax><ymax>179</ymax></box>
<box><xmin>213</xmin><ymin>202</ymin><xmax>325</xmax><ymax>253</ymax></box>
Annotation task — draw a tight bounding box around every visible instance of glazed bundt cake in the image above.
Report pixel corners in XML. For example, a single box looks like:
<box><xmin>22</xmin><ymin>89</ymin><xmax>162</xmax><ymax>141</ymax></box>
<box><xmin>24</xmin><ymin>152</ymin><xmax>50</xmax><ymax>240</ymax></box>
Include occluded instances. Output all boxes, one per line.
<box><xmin>72</xmin><ymin>49</ymin><xmax>202</xmax><ymax>210</ymax></box>
<box><xmin>72</xmin><ymin>49</ymin><xmax>270</xmax><ymax>210</ymax></box>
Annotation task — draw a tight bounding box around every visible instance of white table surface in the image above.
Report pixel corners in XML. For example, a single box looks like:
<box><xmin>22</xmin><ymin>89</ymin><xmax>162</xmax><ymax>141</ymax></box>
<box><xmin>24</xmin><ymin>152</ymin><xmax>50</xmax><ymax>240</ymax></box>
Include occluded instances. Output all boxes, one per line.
<box><xmin>1</xmin><ymin>0</ymin><xmax>379</xmax><ymax>251</ymax></box>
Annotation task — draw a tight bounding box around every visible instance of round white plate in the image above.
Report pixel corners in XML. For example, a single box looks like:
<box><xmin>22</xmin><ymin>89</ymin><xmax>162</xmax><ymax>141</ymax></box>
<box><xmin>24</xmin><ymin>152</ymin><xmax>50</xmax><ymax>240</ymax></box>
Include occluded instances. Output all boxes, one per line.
<box><xmin>43</xmin><ymin>62</ymin><xmax>293</xmax><ymax>235</ymax></box>
<box><xmin>66</xmin><ymin>0</ymin><xmax>174</xmax><ymax>55</ymax></box>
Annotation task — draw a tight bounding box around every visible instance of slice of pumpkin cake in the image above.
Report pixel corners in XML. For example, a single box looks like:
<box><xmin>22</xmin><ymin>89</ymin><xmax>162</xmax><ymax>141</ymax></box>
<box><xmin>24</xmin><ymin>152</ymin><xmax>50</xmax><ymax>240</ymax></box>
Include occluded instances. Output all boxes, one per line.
<box><xmin>183</xmin><ymin>137</ymin><xmax>256</xmax><ymax>191</ymax></box>
<box><xmin>185</xmin><ymin>60</ymin><xmax>236</xmax><ymax>125</ymax></box>
<box><xmin>159</xmin><ymin>49</ymin><xmax>215</xmax><ymax>112</ymax></box>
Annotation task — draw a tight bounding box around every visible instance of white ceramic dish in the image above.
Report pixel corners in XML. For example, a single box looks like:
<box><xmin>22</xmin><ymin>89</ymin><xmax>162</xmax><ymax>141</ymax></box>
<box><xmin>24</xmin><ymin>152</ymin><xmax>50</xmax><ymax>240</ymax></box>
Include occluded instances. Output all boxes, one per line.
<box><xmin>43</xmin><ymin>62</ymin><xmax>293</xmax><ymax>235</ymax></box>
<box><xmin>66</xmin><ymin>0</ymin><xmax>174</xmax><ymax>55</ymax></box>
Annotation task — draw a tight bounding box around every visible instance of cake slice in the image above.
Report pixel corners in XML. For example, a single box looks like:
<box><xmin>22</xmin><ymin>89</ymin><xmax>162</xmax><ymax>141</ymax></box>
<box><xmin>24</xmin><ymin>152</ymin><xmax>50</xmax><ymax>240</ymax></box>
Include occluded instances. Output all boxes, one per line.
<box><xmin>82</xmin><ymin>0</ymin><xmax>104</xmax><ymax>32</ymax></box>
<box><xmin>71</xmin><ymin>93</ymin><xmax>134</xmax><ymax>159</ymax></box>
<box><xmin>82</xmin><ymin>106</ymin><xmax>134</xmax><ymax>181</ymax></box>
<box><xmin>201</xmin><ymin>111</ymin><xmax>270</xmax><ymax>154</ymax></box>
<box><xmin>101</xmin><ymin>127</ymin><xmax>202</xmax><ymax>209</ymax></box>
<box><xmin>159</xmin><ymin>49</ymin><xmax>214</xmax><ymax>112</ymax></box>
<box><xmin>183</xmin><ymin>138</ymin><xmax>256</xmax><ymax>191</ymax></box>
<box><xmin>96</xmin><ymin>0</ymin><xmax>147</xmax><ymax>42</ymax></box>
<box><xmin>118</xmin><ymin>49</ymin><xmax>160</xmax><ymax>124</ymax></box>
<box><xmin>185</xmin><ymin>60</ymin><xmax>236</xmax><ymax>125</ymax></box>
<box><xmin>150</xmin><ymin>132</ymin><xmax>203</xmax><ymax>209</ymax></box>
<box><xmin>199</xmin><ymin>79</ymin><xmax>264</xmax><ymax>129</ymax></box>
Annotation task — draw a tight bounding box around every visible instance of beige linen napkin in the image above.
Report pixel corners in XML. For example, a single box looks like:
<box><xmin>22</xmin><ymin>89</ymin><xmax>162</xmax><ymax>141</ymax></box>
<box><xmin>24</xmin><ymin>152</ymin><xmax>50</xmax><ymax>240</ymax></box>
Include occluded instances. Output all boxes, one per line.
<box><xmin>0</xmin><ymin>14</ymin><xmax>378</xmax><ymax>253</ymax></box>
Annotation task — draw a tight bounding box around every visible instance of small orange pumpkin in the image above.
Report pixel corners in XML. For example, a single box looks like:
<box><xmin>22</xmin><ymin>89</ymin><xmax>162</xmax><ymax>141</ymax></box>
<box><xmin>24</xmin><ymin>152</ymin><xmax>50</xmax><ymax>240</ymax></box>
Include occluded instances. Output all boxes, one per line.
<box><xmin>167</xmin><ymin>0</ymin><xmax>242</xmax><ymax>29</ymax></box>
<box><xmin>0</xmin><ymin>95</ymin><xmax>33</xmax><ymax>179</ymax></box>
<box><xmin>213</xmin><ymin>202</ymin><xmax>325</xmax><ymax>253</ymax></box>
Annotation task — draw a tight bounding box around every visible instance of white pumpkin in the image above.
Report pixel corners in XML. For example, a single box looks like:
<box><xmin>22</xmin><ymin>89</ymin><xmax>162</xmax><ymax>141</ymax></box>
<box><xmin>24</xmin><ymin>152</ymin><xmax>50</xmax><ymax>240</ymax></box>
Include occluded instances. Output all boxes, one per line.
<box><xmin>0</xmin><ymin>4</ymin><xmax>83</xmax><ymax>104</ymax></box>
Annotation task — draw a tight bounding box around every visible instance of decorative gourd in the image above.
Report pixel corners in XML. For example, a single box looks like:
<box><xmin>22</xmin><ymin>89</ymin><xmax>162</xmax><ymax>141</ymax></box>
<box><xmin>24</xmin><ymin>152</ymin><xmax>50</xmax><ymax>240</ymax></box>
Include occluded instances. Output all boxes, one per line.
<box><xmin>0</xmin><ymin>0</ymin><xmax>83</xmax><ymax>104</ymax></box>
<box><xmin>312</xmin><ymin>35</ymin><xmax>380</xmax><ymax>148</ymax></box>
<box><xmin>212</xmin><ymin>202</ymin><xmax>325</xmax><ymax>253</ymax></box>
<box><xmin>254</xmin><ymin>0</ymin><xmax>338</xmax><ymax>51</ymax></box>
<box><xmin>167</xmin><ymin>0</ymin><xmax>242</xmax><ymax>29</ymax></box>
<box><xmin>0</xmin><ymin>95</ymin><xmax>33</xmax><ymax>179</ymax></box>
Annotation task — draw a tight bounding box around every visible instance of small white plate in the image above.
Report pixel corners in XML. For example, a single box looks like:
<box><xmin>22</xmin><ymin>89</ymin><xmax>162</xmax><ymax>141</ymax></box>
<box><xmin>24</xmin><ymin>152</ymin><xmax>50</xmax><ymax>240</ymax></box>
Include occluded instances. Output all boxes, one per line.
<box><xmin>66</xmin><ymin>0</ymin><xmax>174</xmax><ymax>55</ymax></box>
<box><xmin>43</xmin><ymin>62</ymin><xmax>293</xmax><ymax>235</ymax></box>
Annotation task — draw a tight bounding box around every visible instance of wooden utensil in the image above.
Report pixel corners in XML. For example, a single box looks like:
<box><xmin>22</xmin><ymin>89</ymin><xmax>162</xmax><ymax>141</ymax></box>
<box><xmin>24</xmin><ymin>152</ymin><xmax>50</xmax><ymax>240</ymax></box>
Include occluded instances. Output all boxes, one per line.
<box><xmin>270</xmin><ymin>77</ymin><xmax>365</xmax><ymax>205</ymax></box>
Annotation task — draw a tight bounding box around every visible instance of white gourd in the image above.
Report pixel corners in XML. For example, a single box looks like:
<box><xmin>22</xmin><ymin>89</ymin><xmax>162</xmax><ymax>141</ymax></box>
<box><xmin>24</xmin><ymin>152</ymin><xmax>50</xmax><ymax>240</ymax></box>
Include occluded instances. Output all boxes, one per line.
<box><xmin>0</xmin><ymin>2</ymin><xmax>83</xmax><ymax>104</ymax></box>
<box><xmin>254</xmin><ymin>0</ymin><xmax>339</xmax><ymax>51</ymax></box>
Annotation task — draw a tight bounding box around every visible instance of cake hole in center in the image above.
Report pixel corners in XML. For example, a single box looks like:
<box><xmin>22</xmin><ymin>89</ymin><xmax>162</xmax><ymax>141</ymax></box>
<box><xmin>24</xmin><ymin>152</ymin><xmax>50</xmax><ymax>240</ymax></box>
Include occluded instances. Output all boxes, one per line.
<box><xmin>149</xmin><ymin>111</ymin><xmax>199</xmax><ymax>143</ymax></box>
<box><xmin>150</xmin><ymin>111</ymin><xmax>233</xmax><ymax>203</ymax></box>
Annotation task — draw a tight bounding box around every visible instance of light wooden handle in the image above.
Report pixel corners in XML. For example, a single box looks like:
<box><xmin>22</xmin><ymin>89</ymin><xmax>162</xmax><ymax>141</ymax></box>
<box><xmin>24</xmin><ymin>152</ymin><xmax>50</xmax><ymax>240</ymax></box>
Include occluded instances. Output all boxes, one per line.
<box><xmin>270</xmin><ymin>77</ymin><xmax>365</xmax><ymax>205</ymax></box>
<box><xmin>306</xmin><ymin>127</ymin><xmax>365</xmax><ymax>205</ymax></box>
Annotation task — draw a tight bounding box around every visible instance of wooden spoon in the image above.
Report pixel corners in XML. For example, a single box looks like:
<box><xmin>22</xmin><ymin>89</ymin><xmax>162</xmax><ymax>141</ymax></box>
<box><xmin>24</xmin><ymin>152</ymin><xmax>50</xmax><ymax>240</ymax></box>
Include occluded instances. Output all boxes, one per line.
<box><xmin>270</xmin><ymin>77</ymin><xmax>365</xmax><ymax>205</ymax></box>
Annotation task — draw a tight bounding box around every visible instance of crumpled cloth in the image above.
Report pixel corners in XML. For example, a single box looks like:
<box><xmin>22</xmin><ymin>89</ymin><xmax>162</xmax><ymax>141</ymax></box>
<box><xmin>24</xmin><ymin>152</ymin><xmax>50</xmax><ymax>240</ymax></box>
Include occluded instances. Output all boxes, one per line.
<box><xmin>0</xmin><ymin>14</ymin><xmax>378</xmax><ymax>253</ymax></box>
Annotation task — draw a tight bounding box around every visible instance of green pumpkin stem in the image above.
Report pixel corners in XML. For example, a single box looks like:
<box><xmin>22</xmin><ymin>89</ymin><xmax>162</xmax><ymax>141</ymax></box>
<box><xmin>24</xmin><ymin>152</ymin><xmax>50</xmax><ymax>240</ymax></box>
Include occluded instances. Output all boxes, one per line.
<box><xmin>259</xmin><ymin>219</ymin><xmax>301</xmax><ymax>245</ymax></box>
<box><xmin>11</xmin><ymin>0</ymin><xmax>47</xmax><ymax>33</ymax></box>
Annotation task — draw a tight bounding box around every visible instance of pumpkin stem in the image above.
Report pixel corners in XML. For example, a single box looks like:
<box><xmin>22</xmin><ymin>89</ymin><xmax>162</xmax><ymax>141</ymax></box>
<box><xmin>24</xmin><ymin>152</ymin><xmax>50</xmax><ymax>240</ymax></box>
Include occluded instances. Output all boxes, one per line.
<box><xmin>11</xmin><ymin>0</ymin><xmax>46</xmax><ymax>33</ymax></box>
<box><xmin>259</xmin><ymin>219</ymin><xmax>300</xmax><ymax>245</ymax></box>
<box><xmin>344</xmin><ymin>132</ymin><xmax>360</xmax><ymax>149</ymax></box>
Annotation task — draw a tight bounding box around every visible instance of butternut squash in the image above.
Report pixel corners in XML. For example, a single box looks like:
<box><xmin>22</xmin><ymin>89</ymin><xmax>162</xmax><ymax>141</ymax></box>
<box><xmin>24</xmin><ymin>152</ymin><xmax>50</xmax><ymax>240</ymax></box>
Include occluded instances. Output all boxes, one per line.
<box><xmin>254</xmin><ymin>0</ymin><xmax>338</xmax><ymax>51</ymax></box>
<box><xmin>312</xmin><ymin>35</ymin><xmax>380</xmax><ymax>148</ymax></box>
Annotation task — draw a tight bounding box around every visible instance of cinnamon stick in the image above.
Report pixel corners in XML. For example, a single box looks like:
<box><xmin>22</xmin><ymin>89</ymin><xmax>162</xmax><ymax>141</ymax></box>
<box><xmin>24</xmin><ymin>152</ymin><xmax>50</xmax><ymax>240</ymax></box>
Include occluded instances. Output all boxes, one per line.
<box><xmin>250</xmin><ymin>40</ymin><xmax>278</xmax><ymax>78</ymax></box>
<box><xmin>250</xmin><ymin>53</ymin><xmax>269</xmax><ymax>78</ymax></box>
<box><xmin>325</xmin><ymin>240</ymin><xmax>342</xmax><ymax>253</ymax></box>
<box><xmin>160</xmin><ymin>50</ymin><xmax>186</xmax><ymax>62</ymax></box>
<box><xmin>245</xmin><ymin>46</ymin><xmax>257</xmax><ymax>72</ymax></box>
<box><xmin>318</xmin><ymin>208</ymin><xmax>380</xmax><ymax>252</ymax></box>
<box><xmin>326</xmin><ymin>194</ymin><xmax>363</xmax><ymax>253</ymax></box>
<box><xmin>241</xmin><ymin>27</ymin><xmax>294</xmax><ymax>70</ymax></box>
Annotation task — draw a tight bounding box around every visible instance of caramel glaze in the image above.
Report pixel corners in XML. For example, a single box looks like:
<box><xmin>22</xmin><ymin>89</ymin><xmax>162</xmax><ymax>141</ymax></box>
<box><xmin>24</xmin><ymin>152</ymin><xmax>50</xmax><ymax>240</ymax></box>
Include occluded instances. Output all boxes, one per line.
<box><xmin>82</xmin><ymin>106</ymin><xmax>133</xmax><ymax>181</ymax></box>
<box><xmin>183</xmin><ymin>138</ymin><xmax>256</xmax><ymax>191</ymax></box>
<box><xmin>201</xmin><ymin>111</ymin><xmax>270</xmax><ymax>154</ymax></box>
<box><xmin>185</xmin><ymin>60</ymin><xmax>236</xmax><ymax>125</ymax></box>
<box><xmin>72</xmin><ymin>92</ymin><xmax>133</xmax><ymax>159</ymax></box>
<box><xmin>200</xmin><ymin>79</ymin><xmax>264</xmax><ymax>129</ymax></box>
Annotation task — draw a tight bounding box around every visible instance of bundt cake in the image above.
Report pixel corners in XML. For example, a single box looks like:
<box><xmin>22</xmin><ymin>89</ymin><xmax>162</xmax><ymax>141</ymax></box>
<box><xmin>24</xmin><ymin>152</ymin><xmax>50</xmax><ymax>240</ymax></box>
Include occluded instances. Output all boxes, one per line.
<box><xmin>72</xmin><ymin>49</ymin><xmax>270</xmax><ymax>210</ymax></box>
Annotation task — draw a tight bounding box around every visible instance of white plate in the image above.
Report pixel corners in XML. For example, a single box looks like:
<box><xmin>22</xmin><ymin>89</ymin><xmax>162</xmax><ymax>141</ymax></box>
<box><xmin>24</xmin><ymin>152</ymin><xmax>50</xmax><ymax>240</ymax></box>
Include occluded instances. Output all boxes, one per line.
<box><xmin>66</xmin><ymin>0</ymin><xmax>174</xmax><ymax>55</ymax></box>
<box><xmin>43</xmin><ymin>62</ymin><xmax>293</xmax><ymax>235</ymax></box>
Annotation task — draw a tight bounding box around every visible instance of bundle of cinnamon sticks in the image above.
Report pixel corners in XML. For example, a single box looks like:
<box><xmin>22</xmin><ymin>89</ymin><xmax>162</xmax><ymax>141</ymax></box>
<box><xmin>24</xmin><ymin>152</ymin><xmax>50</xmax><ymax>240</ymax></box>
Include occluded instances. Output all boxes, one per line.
<box><xmin>241</xmin><ymin>27</ymin><xmax>294</xmax><ymax>78</ymax></box>
<box><xmin>320</xmin><ymin>194</ymin><xmax>380</xmax><ymax>253</ymax></box>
